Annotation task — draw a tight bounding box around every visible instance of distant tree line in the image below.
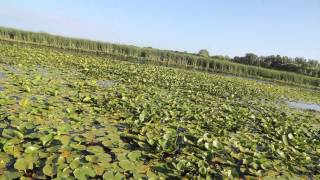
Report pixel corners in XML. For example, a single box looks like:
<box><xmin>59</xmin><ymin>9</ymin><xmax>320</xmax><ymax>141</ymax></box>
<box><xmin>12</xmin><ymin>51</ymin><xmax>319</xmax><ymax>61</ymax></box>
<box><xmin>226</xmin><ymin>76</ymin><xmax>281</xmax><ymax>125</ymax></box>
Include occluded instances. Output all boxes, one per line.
<box><xmin>0</xmin><ymin>26</ymin><xmax>319</xmax><ymax>86</ymax></box>
<box><xmin>232</xmin><ymin>53</ymin><xmax>320</xmax><ymax>78</ymax></box>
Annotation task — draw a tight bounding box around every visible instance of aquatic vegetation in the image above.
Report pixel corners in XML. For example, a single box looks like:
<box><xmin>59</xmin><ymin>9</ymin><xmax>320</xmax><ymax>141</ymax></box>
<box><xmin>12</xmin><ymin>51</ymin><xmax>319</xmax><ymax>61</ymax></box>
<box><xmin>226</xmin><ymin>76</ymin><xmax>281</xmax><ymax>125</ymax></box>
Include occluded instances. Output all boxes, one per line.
<box><xmin>0</xmin><ymin>42</ymin><xmax>319</xmax><ymax>179</ymax></box>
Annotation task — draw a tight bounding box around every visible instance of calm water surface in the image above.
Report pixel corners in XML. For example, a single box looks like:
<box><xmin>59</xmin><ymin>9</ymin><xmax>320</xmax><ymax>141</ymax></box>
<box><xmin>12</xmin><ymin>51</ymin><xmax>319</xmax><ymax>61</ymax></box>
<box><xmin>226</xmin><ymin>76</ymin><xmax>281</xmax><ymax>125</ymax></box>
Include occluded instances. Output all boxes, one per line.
<box><xmin>287</xmin><ymin>101</ymin><xmax>320</xmax><ymax>112</ymax></box>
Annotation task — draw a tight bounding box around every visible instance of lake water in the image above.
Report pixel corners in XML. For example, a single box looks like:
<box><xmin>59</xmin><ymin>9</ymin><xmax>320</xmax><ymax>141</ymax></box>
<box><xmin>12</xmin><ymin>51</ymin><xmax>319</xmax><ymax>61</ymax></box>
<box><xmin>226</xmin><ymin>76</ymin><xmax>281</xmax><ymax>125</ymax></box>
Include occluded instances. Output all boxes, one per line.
<box><xmin>0</xmin><ymin>72</ymin><xmax>5</xmax><ymax>79</ymax></box>
<box><xmin>4</xmin><ymin>65</ymin><xmax>20</xmax><ymax>74</ymax></box>
<box><xmin>224</xmin><ymin>74</ymin><xmax>272</xmax><ymax>85</ymax></box>
<box><xmin>0</xmin><ymin>72</ymin><xmax>5</xmax><ymax>92</ymax></box>
<box><xmin>98</xmin><ymin>80</ymin><xmax>115</xmax><ymax>88</ymax></box>
<box><xmin>287</xmin><ymin>101</ymin><xmax>320</xmax><ymax>112</ymax></box>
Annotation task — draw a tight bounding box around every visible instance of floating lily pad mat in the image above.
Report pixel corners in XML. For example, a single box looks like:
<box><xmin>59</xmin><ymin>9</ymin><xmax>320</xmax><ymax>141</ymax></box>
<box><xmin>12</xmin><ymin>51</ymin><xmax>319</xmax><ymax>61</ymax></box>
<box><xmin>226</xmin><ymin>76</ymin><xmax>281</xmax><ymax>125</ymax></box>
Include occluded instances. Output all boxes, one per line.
<box><xmin>0</xmin><ymin>42</ymin><xmax>319</xmax><ymax>179</ymax></box>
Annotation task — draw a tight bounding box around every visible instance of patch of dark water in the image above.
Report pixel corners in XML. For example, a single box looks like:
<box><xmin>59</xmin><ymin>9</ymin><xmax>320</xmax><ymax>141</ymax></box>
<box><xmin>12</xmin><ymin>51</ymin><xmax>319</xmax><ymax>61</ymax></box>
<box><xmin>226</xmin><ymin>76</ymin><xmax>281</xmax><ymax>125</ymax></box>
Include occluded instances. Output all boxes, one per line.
<box><xmin>11</xmin><ymin>95</ymin><xmax>21</xmax><ymax>101</ymax></box>
<box><xmin>115</xmin><ymin>123</ymin><xmax>130</xmax><ymax>132</ymax></box>
<box><xmin>92</xmin><ymin>121</ymin><xmax>103</xmax><ymax>129</ymax></box>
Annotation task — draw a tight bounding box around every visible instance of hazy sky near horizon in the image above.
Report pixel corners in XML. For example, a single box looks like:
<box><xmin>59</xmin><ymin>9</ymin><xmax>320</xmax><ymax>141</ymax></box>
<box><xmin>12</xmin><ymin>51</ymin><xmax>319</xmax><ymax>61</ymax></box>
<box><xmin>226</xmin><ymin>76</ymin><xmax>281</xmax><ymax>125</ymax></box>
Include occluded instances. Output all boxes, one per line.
<box><xmin>0</xmin><ymin>0</ymin><xmax>319</xmax><ymax>60</ymax></box>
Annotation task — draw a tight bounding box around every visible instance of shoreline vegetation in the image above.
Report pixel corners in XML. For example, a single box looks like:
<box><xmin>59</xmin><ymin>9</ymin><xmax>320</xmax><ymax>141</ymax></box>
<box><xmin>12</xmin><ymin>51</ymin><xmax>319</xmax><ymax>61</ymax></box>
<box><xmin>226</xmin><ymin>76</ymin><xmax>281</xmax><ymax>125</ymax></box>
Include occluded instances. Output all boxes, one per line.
<box><xmin>0</xmin><ymin>27</ymin><xmax>319</xmax><ymax>87</ymax></box>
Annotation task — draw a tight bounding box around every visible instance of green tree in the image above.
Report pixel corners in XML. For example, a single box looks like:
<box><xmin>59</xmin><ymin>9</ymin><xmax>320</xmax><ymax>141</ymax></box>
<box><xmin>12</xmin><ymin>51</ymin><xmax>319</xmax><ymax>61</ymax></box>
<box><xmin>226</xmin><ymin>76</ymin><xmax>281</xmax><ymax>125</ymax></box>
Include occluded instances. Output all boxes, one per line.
<box><xmin>244</xmin><ymin>53</ymin><xmax>258</xmax><ymax>65</ymax></box>
<box><xmin>198</xmin><ymin>49</ymin><xmax>210</xmax><ymax>57</ymax></box>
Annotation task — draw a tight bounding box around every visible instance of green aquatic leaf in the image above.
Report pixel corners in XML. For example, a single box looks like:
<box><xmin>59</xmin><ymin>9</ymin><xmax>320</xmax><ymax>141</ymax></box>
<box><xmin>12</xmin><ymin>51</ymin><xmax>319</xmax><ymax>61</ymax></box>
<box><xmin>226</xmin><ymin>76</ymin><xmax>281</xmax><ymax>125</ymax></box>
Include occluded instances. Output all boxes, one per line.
<box><xmin>82</xmin><ymin>165</ymin><xmax>100</xmax><ymax>176</ymax></box>
<box><xmin>3</xmin><ymin>140</ymin><xmax>22</xmax><ymax>157</ymax></box>
<box><xmin>118</xmin><ymin>160</ymin><xmax>135</xmax><ymax>171</ymax></box>
<box><xmin>43</xmin><ymin>163</ymin><xmax>57</xmax><ymax>177</ymax></box>
<box><xmin>1</xmin><ymin>171</ymin><xmax>22</xmax><ymax>179</ymax></box>
<box><xmin>49</xmin><ymin>90</ymin><xmax>59</xmax><ymax>96</ymax></box>
<box><xmin>73</xmin><ymin>166</ymin><xmax>96</xmax><ymax>180</ymax></box>
<box><xmin>56</xmin><ymin>135</ymin><xmax>71</xmax><ymax>145</ymax></box>
<box><xmin>14</xmin><ymin>157</ymin><xmax>33</xmax><ymax>171</ymax></box>
<box><xmin>261</xmin><ymin>162</ymin><xmax>273</xmax><ymax>170</ymax></box>
<box><xmin>57</xmin><ymin>167</ymin><xmax>73</xmax><ymax>178</ymax></box>
<box><xmin>70</xmin><ymin>158</ymin><xmax>81</xmax><ymax>170</ymax></box>
<box><xmin>277</xmin><ymin>150</ymin><xmax>286</xmax><ymax>159</ymax></box>
<box><xmin>146</xmin><ymin>170</ymin><xmax>158</xmax><ymax>178</ymax></box>
<box><xmin>85</xmin><ymin>155</ymin><xmax>99</xmax><ymax>162</ymax></box>
<box><xmin>85</xmin><ymin>152</ymin><xmax>112</xmax><ymax>165</ymax></box>
<box><xmin>176</xmin><ymin>160</ymin><xmax>187</xmax><ymax>171</ymax></box>
<box><xmin>23</xmin><ymin>85</ymin><xmax>31</xmax><ymax>92</ymax></box>
<box><xmin>40</xmin><ymin>133</ymin><xmax>54</xmax><ymax>146</ymax></box>
<box><xmin>282</xmin><ymin>134</ymin><xmax>289</xmax><ymax>146</ymax></box>
<box><xmin>102</xmin><ymin>140</ymin><xmax>113</xmax><ymax>147</ymax></box>
<box><xmin>86</xmin><ymin>146</ymin><xmax>105</xmax><ymax>154</ymax></box>
<box><xmin>103</xmin><ymin>171</ymin><xmax>115</xmax><ymax>179</ymax></box>
<box><xmin>19</xmin><ymin>98</ymin><xmax>30</xmax><ymax>107</ymax></box>
<box><xmin>0</xmin><ymin>153</ymin><xmax>11</xmax><ymax>169</ymax></box>
<box><xmin>199</xmin><ymin>166</ymin><xmax>207</xmax><ymax>176</ymax></box>
<box><xmin>127</xmin><ymin>151</ymin><xmax>142</xmax><ymax>162</ymax></box>
<box><xmin>70</xmin><ymin>143</ymin><xmax>86</xmax><ymax>151</ymax></box>
<box><xmin>24</xmin><ymin>145</ymin><xmax>39</xmax><ymax>154</ymax></box>
<box><xmin>82</xmin><ymin>96</ymin><xmax>91</xmax><ymax>103</ymax></box>
<box><xmin>204</xmin><ymin>142</ymin><xmax>210</xmax><ymax>150</ymax></box>
<box><xmin>57</xmin><ymin>155</ymin><xmax>66</xmax><ymax>165</ymax></box>
<box><xmin>212</xmin><ymin>139</ymin><xmax>223</xmax><ymax>149</ymax></box>
<box><xmin>227</xmin><ymin>168</ymin><xmax>240</xmax><ymax>179</ymax></box>
<box><xmin>2</xmin><ymin>129</ymin><xmax>24</xmax><ymax>139</ymax></box>
<box><xmin>39</xmin><ymin>151</ymin><xmax>49</xmax><ymax>158</ymax></box>
<box><xmin>288</xmin><ymin>133</ymin><xmax>294</xmax><ymax>140</ymax></box>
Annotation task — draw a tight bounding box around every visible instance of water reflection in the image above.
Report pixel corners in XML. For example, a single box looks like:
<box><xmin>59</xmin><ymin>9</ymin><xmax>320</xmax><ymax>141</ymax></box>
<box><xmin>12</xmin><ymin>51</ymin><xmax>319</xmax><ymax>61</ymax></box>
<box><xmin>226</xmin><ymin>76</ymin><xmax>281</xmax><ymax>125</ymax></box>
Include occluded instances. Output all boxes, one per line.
<box><xmin>287</xmin><ymin>101</ymin><xmax>320</xmax><ymax>112</ymax></box>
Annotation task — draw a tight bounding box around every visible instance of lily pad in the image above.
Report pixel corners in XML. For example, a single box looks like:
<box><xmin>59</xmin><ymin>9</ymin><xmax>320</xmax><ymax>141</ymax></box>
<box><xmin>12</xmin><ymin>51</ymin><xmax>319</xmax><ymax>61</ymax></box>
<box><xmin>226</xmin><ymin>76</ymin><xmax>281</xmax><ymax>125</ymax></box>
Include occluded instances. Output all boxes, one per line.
<box><xmin>73</xmin><ymin>166</ymin><xmax>96</xmax><ymax>180</ymax></box>
<box><xmin>118</xmin><ymin>160</ymin><xmax>135</xmax><ymax>171</ymax></box>
<box><xmin>14</xmin><ymin>157</ymin><xmax>33</xmax><ymax>171</ymax></box>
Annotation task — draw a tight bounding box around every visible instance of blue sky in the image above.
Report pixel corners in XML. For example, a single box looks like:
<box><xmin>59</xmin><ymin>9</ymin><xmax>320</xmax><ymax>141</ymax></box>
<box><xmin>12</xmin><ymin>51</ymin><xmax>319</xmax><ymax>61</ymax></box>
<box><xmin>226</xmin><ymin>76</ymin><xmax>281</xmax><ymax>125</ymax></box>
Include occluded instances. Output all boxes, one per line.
<box><xmin>0</xmin><ymin>0</ymin><xmax>319</xmax><ymax>60</ymax></box>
